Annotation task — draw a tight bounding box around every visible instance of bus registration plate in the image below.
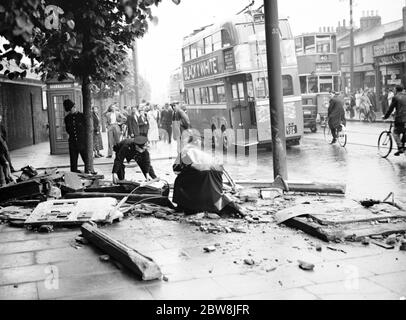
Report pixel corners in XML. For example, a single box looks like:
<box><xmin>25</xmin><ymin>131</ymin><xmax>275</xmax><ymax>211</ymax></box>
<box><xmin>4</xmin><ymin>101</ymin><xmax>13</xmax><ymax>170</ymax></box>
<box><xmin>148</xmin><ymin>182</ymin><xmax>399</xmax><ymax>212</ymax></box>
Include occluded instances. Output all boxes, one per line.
<box><xmin>286</xmin><ymin>124</ymin><xmax>297</xmax><ymax>135</ymax></box>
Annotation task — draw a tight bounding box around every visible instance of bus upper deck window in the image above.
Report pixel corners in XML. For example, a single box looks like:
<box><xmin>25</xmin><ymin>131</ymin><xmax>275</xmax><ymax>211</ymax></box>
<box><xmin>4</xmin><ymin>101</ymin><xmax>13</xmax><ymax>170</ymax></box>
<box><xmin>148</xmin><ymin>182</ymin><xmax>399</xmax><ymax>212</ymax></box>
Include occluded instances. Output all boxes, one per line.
<box><xmin>204</xmin><ymin>36</ymin><xmax>212</xmax><ymax>54</ymax></box>
<box><xmin>183</xmin><ymin>47</ymin><xmax>191</xmax><ymax>62</ymax></box>
<box><xmin>222</xmin><ymin>30</ymin><xmax>232</xmax><ymax>47</ymax></box>
<box><xmin>282</xmin><ymin>75</ymin><xmax>294</xmax><ymax>96</ymax></box>
<box><xmin>304</xmin><ymin>36</ymin><xmax>315</xmax><ymax>54</ymax></box>
<box><xmin>213</xmin><ymin>31</ymin><xmax>222</xmax><ymax>51</ymax></box>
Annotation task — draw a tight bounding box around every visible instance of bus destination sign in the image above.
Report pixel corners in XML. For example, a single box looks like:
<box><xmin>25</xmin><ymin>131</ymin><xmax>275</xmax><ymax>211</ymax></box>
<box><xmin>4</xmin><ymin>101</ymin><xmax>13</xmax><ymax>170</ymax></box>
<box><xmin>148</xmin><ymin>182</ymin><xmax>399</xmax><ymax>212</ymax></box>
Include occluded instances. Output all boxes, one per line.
<box><xmin>183</xmin><ymin>56</ymin><xmax>220</xmax><ymax>81</ymax></box>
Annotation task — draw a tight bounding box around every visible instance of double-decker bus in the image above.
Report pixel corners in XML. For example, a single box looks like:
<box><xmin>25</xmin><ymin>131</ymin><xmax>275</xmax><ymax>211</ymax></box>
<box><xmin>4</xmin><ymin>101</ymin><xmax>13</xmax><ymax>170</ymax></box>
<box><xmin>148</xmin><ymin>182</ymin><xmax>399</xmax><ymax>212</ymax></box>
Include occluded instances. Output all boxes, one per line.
<box><xmin>181</xmin><ymin>10</ymin><xmax>303</xmax><ymax>149</ymax></box>
<box><xmin>168</xmin><ymin>67</ymin><xmax>184</xmax><ymax>103</ymax></box>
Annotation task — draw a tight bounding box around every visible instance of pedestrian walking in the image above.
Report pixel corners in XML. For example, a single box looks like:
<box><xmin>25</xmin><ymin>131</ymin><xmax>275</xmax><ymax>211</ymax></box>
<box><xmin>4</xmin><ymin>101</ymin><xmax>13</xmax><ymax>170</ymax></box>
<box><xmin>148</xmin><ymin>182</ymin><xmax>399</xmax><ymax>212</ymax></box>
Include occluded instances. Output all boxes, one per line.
<box><xmin>64</xmin><ymin>99</ymin><xmax>92</xmax><ymax>173</ymax></box>
<box><xmin>103</xmin><ymin>104</ymin><xmax>126</xmax><ymax>158</ymax></box>
<box><xmin>160</xmin><ymin>103</ymin><xmax>174</xmax><ymax>144</ymax></box>
<box><xmin>121</xmin><ymin>106</ymin><xmax>130</xmax><ymax>138</ymax></box>
<box><xmin>92</xmin><ymin>106</ymin><xmax>104</xmax><ymax>158</ymax></box>
<box><xmin>328</xmin><ymin>92</ymin><xmax>346</xmax><ymax>144</ymax></box>
<box><xmin>381</xmin><ymin>88</ymin><xmax>389</xmax><ymax>115</ymax></box>
<box><xmin>367</xmin><ymin>89</ymin><xmax>377</xmax><ymax>112</ymax></box>
<box><xmin>127</xmin><ymin>106</ymin><xmax>140</xmax><ymax>138</ymax></box>
<box><xmin>138</xmin><ymin>105</ymin><xmax>149</xmax><ymax>137</ymax></box>
<box><xmin>147</xmin><ymin>104</ymin><xmax>160</xmax><ymax>148</ymax></box>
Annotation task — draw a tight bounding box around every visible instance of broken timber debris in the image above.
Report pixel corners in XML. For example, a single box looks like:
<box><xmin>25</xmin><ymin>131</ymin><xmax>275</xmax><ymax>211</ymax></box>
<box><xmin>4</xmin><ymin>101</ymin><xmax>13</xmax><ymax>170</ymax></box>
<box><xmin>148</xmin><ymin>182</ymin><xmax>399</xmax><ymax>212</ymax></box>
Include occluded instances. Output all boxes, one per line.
<box><xmin>81</xmin><ymin>222</ymin><xmax>162</xmax><ymax>281</ymax></box>
<box><xmin>24</xmin><ymin>198</ymin><xmax>118</xmax><ymax>227</ymax></box>
<box><xmin>276</xmin><ymin>199</ymin><xmax>406</xmax><ymax>242</ymax></box>
<box><xmin>64</xmin><ymin>192</ymin><xmax>175</xmax><ymax>208</ymax></box>
<box><xmin>232</xmin><ymin>180</ymin><xmax>346</xmax><ymax>195</ymax></box>
<box><xmin>0</xmin><ymin>180</ymin><xmax>43</xmax><ymax>203</ymax></box>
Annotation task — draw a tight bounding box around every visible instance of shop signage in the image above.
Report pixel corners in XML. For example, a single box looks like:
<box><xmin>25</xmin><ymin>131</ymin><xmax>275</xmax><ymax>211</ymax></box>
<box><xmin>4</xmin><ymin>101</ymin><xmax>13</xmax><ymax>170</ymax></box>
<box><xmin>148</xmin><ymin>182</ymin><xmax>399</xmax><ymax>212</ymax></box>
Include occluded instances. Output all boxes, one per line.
<box><xmin>316</xmin><ymin>63</ymin><xmax>332</xmax><ymax>72</ymax></box>
<box><xmin>376</xmin><ymin>52</ymin><xmax>406</xmax><ymax>66</ymax></box>
<box><xmin>183</xmin><ymin>56</ymin><xmax>220</xmax><ymax>81</ymax></box>
<box><xmin>373</xmin><ymin>43</ymin><xmax>400</xmax><ymax>57</ymax></box>
<box><xmin>224</xmin><ymin>49</ymin><xmax>236</xmax><ymax>72</ymax></box>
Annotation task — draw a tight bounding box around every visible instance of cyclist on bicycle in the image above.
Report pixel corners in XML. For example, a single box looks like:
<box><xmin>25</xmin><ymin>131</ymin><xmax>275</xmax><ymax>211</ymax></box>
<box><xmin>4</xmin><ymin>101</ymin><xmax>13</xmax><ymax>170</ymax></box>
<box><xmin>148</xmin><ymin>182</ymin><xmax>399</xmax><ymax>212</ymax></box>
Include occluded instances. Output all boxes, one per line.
<box><xmin>359</xmin><ymin>91</ymin><xmax>372</xmax><ymax>116</ymax></box>
<box><xmin>383</xmin><ymin>85</ymin><xmax>406</xmax><ymax>156</ymax></box>
<box><xmin>328</xmin><ymin>91</ymin><xmax>346</xmax><ymax>144</ymax></box>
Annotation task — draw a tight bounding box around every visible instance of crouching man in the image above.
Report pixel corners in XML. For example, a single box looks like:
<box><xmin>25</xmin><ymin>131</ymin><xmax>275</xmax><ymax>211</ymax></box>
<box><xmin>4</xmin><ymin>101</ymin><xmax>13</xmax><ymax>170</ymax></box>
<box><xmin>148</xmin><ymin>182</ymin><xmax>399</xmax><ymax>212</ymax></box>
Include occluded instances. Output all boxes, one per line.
<box><xmin>112</xmin><ymin>136</ymin><xmax>157</xmax><ymax>184</ymax></box>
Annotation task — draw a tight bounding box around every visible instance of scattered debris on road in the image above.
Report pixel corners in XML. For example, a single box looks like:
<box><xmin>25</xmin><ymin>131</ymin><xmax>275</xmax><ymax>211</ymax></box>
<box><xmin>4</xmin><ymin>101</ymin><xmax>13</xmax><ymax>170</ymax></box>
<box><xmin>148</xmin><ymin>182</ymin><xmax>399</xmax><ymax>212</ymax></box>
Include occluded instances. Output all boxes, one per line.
<box><xmin>298</xmin><ymin>260</ymin><xmax>315</xmax><ymax>271</ymax></box>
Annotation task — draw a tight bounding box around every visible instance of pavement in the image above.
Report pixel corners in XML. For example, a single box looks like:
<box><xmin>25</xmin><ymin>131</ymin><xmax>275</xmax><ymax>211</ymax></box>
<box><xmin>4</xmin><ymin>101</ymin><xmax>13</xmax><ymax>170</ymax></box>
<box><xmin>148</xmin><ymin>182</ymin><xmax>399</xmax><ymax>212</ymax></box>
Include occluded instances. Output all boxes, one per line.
<box><xmin>1</xmin><ymin>127</ymin><xmax>406</xmax><ymax>300</ymax></box>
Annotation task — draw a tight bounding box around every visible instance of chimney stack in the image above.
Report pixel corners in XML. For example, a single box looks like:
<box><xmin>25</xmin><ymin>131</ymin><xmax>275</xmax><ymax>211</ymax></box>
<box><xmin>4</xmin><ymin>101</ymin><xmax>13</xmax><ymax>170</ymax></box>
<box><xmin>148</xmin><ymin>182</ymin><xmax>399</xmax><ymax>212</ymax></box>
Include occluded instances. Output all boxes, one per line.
<box><xmin>360</xmin><ymin>10</ymin><xmax>382</xmax><ymax>30</ymax></box>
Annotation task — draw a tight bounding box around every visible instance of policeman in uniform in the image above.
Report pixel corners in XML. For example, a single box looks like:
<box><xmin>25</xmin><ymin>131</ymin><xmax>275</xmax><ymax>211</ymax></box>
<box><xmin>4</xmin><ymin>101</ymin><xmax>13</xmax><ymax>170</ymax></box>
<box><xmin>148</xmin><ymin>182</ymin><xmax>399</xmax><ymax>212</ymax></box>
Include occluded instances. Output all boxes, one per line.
<box><xmin>112</xmin><ymin>136</ymin><xmax>157</xmax><ymax>183</ymax></box>
<box><xmin>64</xmin><ymin>99</ymin><xmax>89</xmax><ymax>173</ymax></box>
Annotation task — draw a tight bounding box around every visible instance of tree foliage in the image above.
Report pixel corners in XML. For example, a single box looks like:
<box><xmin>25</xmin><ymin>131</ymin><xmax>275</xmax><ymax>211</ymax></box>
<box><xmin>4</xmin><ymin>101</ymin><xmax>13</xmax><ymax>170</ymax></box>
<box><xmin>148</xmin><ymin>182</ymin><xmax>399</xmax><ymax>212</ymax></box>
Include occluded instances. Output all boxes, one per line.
<box><xmin>0</xmin><ymin>0</ymin><xmax>179</xmax><ymax>82</ymax></box>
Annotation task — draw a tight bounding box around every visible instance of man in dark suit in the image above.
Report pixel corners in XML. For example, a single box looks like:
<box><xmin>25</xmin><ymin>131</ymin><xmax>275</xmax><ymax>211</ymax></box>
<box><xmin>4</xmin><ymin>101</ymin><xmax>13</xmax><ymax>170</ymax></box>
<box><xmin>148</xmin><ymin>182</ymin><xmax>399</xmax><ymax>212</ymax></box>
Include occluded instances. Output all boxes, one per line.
<box><xmin>126</xmin><ymin>106</ymin><xmax>140</xmax><ymax>138</ymax></box>
<box><xmin>328</xmin><ymin>92</ymin><xmax>346</xmax><ymax>144</ymax></box>
<box><xmin>160</xmin><ymin>103</ymin><xmax>174</xmax><ymax>143</ymax></box>
<box><xmin>64</xmin><ymin>99</ymin><xmax>89</xmax><ymax>173</ymax></box>
<box><xmin>112</xmin><ymin>135</ymin><xmax>157</xmax><ymax>183</ymax></box>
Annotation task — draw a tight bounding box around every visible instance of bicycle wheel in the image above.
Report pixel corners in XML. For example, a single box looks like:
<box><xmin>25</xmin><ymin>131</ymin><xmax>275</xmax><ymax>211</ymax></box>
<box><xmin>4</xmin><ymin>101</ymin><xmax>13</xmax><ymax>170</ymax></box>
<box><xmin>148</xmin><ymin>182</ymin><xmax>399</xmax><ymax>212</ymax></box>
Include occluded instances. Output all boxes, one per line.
<box><xmin>324</xmin><ymin>124</ymin><xmax>331</xmax><ymax>142</ymax></box>
<box><xmin>378</xmin><ymin>131</ymin><xmax>393</xmax><ymax>158</ymax></box>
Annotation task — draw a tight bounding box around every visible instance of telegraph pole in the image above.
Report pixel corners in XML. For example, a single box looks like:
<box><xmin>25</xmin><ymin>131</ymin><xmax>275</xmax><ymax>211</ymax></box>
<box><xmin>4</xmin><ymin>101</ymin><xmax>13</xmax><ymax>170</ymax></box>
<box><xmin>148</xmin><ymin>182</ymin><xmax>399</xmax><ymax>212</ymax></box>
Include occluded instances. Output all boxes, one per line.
<box><xmin>132</xmin><ymin>40</ymin><xmax>140</xmax><ymax>105</ymax></box>
<box><xmin>350</xmin><ymin>0</ymin><xmax>355</xmax><ymax>93</ymax></box>
<box><xmin>264</xmin><ymin>0</ymin><xmax>288</xmax><ymax>180</ymax></box>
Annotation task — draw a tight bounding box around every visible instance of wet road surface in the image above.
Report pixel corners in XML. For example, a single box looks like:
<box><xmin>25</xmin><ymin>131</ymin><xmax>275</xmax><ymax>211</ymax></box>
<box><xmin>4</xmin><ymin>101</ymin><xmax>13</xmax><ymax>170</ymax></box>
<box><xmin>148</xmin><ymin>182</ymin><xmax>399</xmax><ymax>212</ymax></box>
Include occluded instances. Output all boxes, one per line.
<box><xmin>222</xmin><ymin>121</ymin><xmax>406</xmax><ymax>202</ymax></box>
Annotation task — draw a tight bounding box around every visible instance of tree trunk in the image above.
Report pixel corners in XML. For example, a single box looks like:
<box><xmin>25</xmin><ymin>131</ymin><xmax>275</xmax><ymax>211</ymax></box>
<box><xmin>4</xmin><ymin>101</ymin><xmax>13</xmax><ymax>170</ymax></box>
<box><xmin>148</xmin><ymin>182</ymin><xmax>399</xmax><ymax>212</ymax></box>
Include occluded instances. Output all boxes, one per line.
<box><xmin>82</xmin><ymin>75</ymin><xmax>94</xmax><ymax>172</ymax></box>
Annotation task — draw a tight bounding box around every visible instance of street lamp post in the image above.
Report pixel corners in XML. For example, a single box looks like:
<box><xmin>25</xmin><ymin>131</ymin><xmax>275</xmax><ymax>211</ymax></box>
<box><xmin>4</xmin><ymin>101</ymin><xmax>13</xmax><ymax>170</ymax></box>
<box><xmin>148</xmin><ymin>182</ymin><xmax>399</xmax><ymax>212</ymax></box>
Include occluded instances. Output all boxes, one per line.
<box><xmin>264</xmin><ymin>0</ymin><xmax>288</xmax><ymax>180</ymax></box>
<box><xmin>350</xmin><ymin>0</ymin><xmax>355</xmax><ymax>93</ymax></box>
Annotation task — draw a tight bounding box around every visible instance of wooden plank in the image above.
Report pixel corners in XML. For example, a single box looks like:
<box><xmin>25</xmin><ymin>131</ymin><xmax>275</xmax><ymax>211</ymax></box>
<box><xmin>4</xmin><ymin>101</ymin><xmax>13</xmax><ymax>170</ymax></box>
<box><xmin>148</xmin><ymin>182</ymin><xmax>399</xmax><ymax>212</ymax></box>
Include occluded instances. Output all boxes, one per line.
<box><xmin>232</xmin><ymin>180</ymin><xmax>346</xmax><ymax>194</ymax></box>
<box><xmin>81</xmin><ymin>222</ymin><xmax>162</xmax><ymax>281</ymax></box>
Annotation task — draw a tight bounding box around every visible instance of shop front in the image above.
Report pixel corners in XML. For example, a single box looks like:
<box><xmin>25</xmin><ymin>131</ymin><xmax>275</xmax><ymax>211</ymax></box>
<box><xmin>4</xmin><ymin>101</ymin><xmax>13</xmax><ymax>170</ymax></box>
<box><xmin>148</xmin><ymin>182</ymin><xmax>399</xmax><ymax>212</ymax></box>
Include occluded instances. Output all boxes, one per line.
<box><xmin>376</xmin><ymin>52</ymin><xmax>406</xmax><ymax>89</ymax></box>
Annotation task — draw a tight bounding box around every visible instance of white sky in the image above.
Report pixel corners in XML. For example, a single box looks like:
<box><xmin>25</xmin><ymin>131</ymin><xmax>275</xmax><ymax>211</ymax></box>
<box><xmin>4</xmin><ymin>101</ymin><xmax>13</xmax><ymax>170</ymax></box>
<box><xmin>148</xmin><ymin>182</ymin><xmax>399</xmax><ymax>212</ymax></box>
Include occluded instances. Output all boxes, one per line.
<box><xmin>138</xmin><ymin>0</ymin><xmax>406</xmax><ymax>103</ymax></box>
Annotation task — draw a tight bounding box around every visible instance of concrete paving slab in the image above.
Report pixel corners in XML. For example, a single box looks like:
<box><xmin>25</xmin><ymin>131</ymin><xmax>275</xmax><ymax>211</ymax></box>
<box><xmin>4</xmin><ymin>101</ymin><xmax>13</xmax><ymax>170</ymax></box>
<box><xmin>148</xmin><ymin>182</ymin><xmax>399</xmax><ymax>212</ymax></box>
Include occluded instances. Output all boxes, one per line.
<box><xmin>146</xmin><ymin>278</ymin><xmax>232</xmax><ymax>300</ymax></box>
<box><xmin>0</xmin><ymin>252</ymin><xmax>35</xmax><ymax>270</ymax></box>
<box><xmin>226</xmin><ymin>287</ymin><xmax>319</xmax><ymax>300</ymax></box>
<box><xmin>304</xmin><ymin>278</ymin><xmax>399</xmax><ymax>299</ymax></box>
<box><xmin>369</xmin><ymin>271</ymin><xmax>406</xmax><ymax>296</ymax></box>
<box><xmin>36</xmin><ymin>270</ymin><xmax>151</xmax><ymax>300</ymax></box>
<box><xmin>0</xmin><ymin>282</ymin><xmax>38</xmax><ymax>300</ymax></box>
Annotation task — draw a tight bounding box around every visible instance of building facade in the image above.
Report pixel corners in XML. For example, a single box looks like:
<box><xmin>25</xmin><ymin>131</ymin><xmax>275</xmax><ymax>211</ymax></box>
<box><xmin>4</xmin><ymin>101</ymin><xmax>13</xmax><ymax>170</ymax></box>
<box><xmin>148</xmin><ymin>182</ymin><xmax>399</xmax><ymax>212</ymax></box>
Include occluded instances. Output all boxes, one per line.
<box><xmin>0</xmin><ymin>75</ymin><xmax>49</xmax><ymax>151</ymax></box>
<box><xmin>337</xmin><ymin>9</ymin><xmax>406</xmax><ymax>95</ymax></box>
<box><xmin>295</xmin><ymin>30</ymin><xmax>340</xmax><ymax>94</ymax></box>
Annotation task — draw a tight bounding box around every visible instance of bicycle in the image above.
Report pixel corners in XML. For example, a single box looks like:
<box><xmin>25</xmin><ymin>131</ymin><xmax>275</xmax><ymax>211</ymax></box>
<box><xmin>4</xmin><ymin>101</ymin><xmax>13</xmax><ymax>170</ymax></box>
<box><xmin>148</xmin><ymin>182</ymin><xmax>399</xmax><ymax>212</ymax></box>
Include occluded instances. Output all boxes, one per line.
<box><xmin>323</xmin><ymin>119</ymin><xmax>347</xmax><ymax>147</ymax></box>
<box><xmin>359</xmin><ymin>108</ymin><xmax>376</xmax><ymax>123</ymax></box>
<box><xmin>378</xmin><ymin>121</ymin><xmax>405</xmax><ymax>158</ymax></box>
